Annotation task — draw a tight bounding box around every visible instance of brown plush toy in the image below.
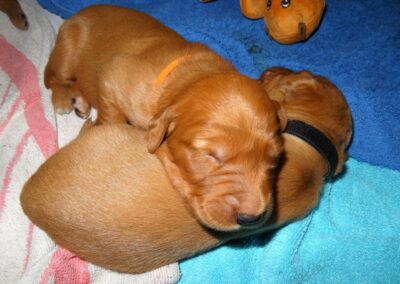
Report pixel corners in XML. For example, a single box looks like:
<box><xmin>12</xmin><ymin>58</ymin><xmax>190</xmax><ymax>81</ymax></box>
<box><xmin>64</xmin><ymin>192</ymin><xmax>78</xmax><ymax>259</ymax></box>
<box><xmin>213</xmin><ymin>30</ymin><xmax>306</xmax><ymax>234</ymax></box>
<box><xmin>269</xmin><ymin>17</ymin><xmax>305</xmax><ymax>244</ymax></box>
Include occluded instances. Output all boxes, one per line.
<box><xmin>240</xmin><ymin>0</ymin><xmax>325</xmax><ymax>44</ymax></box>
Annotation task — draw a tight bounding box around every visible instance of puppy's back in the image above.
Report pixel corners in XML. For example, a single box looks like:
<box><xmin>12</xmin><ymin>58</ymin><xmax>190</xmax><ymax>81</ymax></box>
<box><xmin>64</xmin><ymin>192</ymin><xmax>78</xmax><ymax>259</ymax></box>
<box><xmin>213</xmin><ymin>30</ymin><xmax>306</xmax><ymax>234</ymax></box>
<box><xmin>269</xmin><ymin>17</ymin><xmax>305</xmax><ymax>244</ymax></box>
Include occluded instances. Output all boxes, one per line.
<box><xmin>20</xmin><ymin>125</ymin><xmax>214</xmax><ymax>273</ymax></box>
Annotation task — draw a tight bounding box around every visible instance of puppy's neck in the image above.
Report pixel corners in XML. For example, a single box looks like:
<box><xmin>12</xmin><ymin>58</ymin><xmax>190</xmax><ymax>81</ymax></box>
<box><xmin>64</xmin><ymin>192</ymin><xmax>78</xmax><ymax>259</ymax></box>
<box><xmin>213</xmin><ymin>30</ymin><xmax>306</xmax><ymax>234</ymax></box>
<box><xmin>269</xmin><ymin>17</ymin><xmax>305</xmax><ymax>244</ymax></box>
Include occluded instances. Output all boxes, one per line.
<box><xmin>283</xmin><ymin>134</ymin><xmax>328</xmax><ymax>178</ymax></box>
<box><xmin>152</xmin><ymin>43</ymin><xmax>236</xmax><ymax>110</ymax></box>
<box><xmin>284</xmin><ymin>120</ymin><xmax>338</xmax><ymax>178</ymax></box>
<box><xmin>245</xmin><ymin>133</ymin><xmax>325</xmax><ymax>233</ymax></box>
<box><xmin>154</xmin><ymin>55</ymin><xmax>193</xmax><ymax>87</ymax></box>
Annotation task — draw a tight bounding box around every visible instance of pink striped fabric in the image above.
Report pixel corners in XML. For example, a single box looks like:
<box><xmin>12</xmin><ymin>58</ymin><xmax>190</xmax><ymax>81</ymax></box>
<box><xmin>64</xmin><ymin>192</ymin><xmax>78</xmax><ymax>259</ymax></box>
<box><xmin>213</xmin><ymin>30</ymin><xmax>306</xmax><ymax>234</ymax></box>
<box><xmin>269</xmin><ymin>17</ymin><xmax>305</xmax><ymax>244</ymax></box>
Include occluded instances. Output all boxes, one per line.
<box><xmin>0</xmin><ymin>35</ymin><xmax>89</xmax><ymax>284</ymax></box>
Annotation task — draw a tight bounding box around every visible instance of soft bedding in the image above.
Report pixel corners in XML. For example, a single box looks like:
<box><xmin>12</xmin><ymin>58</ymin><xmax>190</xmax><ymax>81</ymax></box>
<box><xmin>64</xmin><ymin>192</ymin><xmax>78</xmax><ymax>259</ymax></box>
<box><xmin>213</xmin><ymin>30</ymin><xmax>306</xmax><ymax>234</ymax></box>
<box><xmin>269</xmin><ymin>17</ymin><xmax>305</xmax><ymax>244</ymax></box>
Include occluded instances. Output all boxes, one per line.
<box><xmin>1</xmin><ymin>0</ymin><xmax>399</xmax><ymax>283</ymax></box>
<box><xmin>0</xmin><ymin>1</ymin><xmax>179</xmax><ymax>283</ymax></box>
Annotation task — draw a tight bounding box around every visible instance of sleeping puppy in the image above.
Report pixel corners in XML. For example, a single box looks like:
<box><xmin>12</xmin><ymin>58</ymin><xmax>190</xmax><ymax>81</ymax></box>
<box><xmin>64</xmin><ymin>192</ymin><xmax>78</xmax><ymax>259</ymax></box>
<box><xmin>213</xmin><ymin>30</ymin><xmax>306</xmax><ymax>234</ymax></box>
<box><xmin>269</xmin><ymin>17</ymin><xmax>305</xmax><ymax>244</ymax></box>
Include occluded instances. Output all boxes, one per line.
<box><xmin>20</xmin><ymin>67</ymin><xmax>352</xmax><ymax>273</ymax></box>
<box><xmin>44</xmin><ymin>5</ymin><xmax>283</xmax><ymax>231</ymax></box>
<box><xmin>0</xmin><ymin>0</ymin><xmax>29</xmax><ymax>30</ymax></box>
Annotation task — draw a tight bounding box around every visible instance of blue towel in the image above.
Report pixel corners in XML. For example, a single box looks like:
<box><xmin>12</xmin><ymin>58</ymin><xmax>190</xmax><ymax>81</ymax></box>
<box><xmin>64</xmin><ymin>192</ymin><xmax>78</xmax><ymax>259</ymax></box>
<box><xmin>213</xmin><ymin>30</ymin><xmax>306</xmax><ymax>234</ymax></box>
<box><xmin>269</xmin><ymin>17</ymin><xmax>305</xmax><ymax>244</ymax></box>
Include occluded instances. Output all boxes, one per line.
<box><xmin>37</xmin><ymin>0</ymin><xmax>400</xmax><ymax>170</ymax></box>
<box><xmin>179</xmin><ymin>158</ymin><xmax>400</xmax><ymax>283</ymax></box>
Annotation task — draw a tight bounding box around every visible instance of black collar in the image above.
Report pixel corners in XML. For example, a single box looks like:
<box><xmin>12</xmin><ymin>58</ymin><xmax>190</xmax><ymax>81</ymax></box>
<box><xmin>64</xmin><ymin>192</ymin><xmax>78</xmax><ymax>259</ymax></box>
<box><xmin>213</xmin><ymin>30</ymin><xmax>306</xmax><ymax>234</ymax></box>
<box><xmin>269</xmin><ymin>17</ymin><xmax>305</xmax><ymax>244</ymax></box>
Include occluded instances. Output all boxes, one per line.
<box><xmin>284</xmin><ymin>120</ymin><xmax>338</xmax><ymax>178</ymax></box>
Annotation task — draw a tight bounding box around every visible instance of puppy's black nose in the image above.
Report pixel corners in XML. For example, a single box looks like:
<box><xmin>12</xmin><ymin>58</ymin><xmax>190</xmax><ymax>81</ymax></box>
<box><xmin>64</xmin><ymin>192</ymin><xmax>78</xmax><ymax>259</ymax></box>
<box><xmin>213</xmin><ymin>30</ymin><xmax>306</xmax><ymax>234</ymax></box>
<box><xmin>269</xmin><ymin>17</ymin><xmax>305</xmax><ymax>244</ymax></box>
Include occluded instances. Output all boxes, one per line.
<box><xmin>236</xmin><ymin>213</ymin><xmax>264</xmax><ymax>226</ymax></box>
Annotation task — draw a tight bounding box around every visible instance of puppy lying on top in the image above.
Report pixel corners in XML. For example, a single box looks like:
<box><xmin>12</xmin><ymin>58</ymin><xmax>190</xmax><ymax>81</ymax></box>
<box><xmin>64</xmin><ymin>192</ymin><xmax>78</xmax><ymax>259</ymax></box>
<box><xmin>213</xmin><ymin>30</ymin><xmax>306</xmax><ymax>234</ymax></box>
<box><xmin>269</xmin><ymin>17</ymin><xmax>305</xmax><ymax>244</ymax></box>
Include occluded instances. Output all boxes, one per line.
<box><xmin>20</xmin><ymin>67</ymin><xmax>353</xmax><ymax>274</ymax></box>
<box><xmin>44</xmin><ymin>4</ymin><xmax>284</xmax><ymax>231</ymax></box>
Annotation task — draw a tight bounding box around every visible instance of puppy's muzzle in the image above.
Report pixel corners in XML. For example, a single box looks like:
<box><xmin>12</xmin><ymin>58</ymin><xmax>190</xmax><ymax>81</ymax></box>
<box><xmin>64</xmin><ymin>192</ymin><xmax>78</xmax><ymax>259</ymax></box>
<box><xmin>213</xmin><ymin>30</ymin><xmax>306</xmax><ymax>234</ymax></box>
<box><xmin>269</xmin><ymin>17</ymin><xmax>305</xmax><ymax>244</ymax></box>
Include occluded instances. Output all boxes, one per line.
<box><xmin>236</xmin><ymin>201</ymin><xmax>274</xmax><ymax>227</ymax></box>
<box><xmin>236</xmin><ymin>213</ymin><xmax>264</xmax><ymax>226</ymax></box>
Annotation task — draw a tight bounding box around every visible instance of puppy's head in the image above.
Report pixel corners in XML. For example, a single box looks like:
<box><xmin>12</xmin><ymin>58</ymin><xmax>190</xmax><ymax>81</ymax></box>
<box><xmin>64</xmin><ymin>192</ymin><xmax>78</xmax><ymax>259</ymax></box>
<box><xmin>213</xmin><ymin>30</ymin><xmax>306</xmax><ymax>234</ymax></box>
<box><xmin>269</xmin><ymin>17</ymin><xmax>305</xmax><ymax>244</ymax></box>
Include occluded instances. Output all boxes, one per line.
<box><xmin>260</xmin><ymin>67</ymin><xmax>353</xmax><ymax>176</ymax></box>
<box><xmin>147</xmin><ymin>74</ymin><xmax>284</xmax><ymax>231</ymax></box>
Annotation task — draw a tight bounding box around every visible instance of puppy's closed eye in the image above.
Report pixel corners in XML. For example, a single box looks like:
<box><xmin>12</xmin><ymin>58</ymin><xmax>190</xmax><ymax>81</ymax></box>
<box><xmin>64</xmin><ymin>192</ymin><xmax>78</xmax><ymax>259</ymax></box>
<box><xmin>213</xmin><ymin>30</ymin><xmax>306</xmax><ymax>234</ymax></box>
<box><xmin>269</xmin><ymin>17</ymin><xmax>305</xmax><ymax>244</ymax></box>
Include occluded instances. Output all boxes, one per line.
<box><xmin>192</xmin><ymin>139</ymin><xmax>226</xmax><ymax>164</ymax></box>
<box><xmin>192</xmin><ymin>139</ymin><xmax>209</xmax><ymax>150</ymax></box>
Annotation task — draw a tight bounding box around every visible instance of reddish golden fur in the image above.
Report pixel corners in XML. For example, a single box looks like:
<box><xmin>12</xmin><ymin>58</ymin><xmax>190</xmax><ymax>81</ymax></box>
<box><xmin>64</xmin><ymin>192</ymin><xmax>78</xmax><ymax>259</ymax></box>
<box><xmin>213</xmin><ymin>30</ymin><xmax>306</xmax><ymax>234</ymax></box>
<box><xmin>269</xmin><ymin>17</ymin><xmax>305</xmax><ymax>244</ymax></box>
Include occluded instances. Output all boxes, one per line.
<box><xmin>0</xmin><ymin>0</ymin><xmax>28</xmax><ymax>30</ymax></box>
<box><xmin>45</xmin><ymin>5</ymin><xmax>283</xmax><ymax>230</ymax></box>
<box><xmin>20</xmin><ymin>68</ymin><xmax>352</xmax><ymax>273</ymax></box>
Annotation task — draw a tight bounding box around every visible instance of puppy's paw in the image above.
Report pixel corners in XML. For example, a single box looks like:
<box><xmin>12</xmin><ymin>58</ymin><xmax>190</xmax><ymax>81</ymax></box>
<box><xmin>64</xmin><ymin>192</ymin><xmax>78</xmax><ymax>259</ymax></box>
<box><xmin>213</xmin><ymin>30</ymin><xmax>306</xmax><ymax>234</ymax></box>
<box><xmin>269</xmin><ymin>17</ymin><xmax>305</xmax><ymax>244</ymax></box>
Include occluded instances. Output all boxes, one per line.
<box><xmin>73</xmin><ymin>97</ymin><xmax>91</xmax><ymax>119</ymax></box>
<box><xmin>6</xmin><ymin>2</ymin><xmax>29</xmax><ymax>31</ymax></box>
<box><xmin>52</xmin><ymin>96</ymin><xmax>73</xmax><ymax>115</ymax></box>
<box><xmin>11</xmin><ymin>12</ymin><xmax>29</xmax><ymax>30</ymax></box>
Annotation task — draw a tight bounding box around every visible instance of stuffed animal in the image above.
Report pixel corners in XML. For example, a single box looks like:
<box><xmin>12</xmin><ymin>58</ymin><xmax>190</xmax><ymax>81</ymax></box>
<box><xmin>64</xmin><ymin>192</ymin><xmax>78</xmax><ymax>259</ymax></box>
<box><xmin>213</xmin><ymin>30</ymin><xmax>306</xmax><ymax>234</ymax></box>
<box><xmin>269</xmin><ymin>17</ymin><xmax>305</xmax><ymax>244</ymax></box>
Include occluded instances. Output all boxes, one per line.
<box><xmin>240</xmin><ymin>0</ymin><xmax>326</xmax><ymax>44</ymax></box>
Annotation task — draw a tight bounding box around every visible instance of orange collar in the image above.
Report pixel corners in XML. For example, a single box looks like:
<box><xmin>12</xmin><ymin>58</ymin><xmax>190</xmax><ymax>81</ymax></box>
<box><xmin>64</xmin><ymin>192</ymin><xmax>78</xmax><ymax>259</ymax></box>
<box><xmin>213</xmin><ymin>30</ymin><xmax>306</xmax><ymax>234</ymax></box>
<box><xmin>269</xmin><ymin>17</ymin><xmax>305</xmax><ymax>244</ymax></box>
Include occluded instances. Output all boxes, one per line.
<box><xmin>154</xmin><ymin>55</ymin><xmax>192</xmax><ymax>87</ymax></box>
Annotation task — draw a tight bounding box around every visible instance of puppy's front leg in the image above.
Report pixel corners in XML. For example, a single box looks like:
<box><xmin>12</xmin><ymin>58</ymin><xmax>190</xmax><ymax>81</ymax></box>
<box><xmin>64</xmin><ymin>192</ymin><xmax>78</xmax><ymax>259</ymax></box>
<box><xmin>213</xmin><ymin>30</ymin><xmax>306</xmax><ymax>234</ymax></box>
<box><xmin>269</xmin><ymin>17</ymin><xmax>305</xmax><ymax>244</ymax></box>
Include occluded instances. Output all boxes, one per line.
<box><xmin>45</xmin><ymin>19</ymin><xmax>88</xmax><ymax>116</ymax></box>
<box><xmin>95</xmin><ymin>95</ymin><xmax>127</xmax><ymax>125</ymax></box>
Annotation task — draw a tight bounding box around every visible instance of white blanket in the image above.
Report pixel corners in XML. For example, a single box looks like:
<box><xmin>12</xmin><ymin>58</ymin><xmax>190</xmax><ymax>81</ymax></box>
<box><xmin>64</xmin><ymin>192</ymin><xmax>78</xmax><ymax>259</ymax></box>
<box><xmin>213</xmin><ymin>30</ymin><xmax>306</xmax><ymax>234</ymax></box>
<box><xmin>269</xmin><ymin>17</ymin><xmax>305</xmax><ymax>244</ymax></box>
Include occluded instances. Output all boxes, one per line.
<box><xmin>0</xmin><ymin>1</ymin><xmax>180</xmax><ymax>283</ymax></box>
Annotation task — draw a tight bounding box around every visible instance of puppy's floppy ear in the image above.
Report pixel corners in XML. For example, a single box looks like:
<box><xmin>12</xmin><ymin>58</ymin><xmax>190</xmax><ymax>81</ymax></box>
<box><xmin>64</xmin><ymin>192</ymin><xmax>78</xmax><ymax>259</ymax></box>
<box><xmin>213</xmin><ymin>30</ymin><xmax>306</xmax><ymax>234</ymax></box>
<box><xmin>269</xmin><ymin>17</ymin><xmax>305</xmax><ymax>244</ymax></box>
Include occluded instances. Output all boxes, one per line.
<box><xmin>147</xmin><ymin>107</ymin><xmax>177</xmax><ymax>153</ymax></box>
<box><xmin>157</xmin><ymin>147</ymin><xmax>192</xmax><ymax>199</ymax></box>
<box><xmin>272</xmin><ymin>100</ymin><xmax>288</xmax><ymax>130</ymax></box>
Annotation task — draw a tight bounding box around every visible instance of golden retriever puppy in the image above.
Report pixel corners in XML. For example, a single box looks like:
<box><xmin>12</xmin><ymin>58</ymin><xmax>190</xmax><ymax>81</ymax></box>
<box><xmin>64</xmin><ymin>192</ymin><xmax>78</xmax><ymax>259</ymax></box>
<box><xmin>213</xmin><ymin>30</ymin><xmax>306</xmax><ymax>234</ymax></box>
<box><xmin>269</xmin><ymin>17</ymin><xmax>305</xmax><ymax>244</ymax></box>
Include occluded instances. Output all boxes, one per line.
<box><xmin>44</xmin><ymin>5</ymin><xmax>283</xmax><ymax>231</ymax></box>
<box><xmin>20</xmin><ymin>67</ymin><xmax>352</xmax><ymax>273</ymax></box>
<box><xmin>0</xmin><ymin>0</ymin><xmax>28</xmax><ymax>30</ymax></box>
